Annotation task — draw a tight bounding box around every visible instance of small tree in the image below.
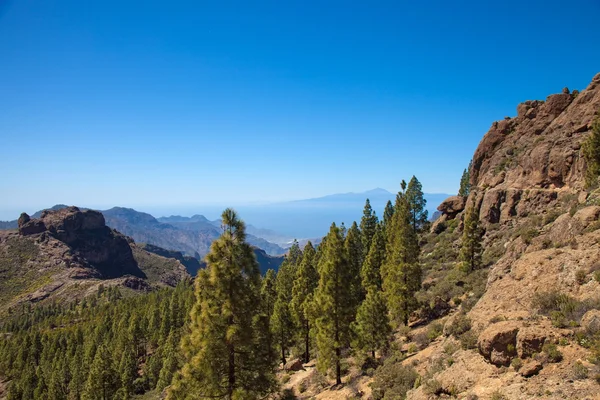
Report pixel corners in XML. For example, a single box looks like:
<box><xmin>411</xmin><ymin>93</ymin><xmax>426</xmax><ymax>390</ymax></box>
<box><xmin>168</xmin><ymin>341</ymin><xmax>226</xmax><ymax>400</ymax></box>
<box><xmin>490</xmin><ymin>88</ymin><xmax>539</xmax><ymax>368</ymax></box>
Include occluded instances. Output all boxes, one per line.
<box><xmin>459</xmin><ymin>200</ymin><xmax>483</xmax><ymax>273</ymax></box>
<box><xmin>458</xmin><ymin>160</ymin><xmax>472</xmax><ymax>197</ymax></box>
<box><xmin>583</xmin><ymin>115</ymin><xmax>600</xmax><ymax>188</ymax></box>
<box><xmin>406</xmin><ymin>176</ymin><xmax>428</xmax><ymax>232</ymax></box>
<box><xmin>352</xmin><ymin>290</ymin><xmax>391</xmax><ymax>358</ymax></box>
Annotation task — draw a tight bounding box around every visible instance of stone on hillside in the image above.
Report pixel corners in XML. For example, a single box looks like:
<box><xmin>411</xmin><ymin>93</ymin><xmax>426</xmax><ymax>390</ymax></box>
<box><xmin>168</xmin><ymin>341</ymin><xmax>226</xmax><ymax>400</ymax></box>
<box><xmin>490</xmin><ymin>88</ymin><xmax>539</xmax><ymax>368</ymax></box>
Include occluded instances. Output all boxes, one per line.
<box><xmin>284</xmin><ymin>358</ymin><xmax>304</xmax><ymax>372</ymax></box>
<box><xmin>17</xmin><ymin>213</ymin><xmax>30</xmax><ymax>227</ymax></box>
<box><xmin>516</xmin><ymin>327</ymin><xmax>547</xmax><ymax>358</ymax></box>
<box><xmin>520</xmin><ymin>360</ymin><xmax>543</xmax><ymax>378</ymax></box>
<box><xmin>478</xmin><ymin>321</ymin><xmax>519</xmax><ymax>366</ymax></box>
<box><xmin>581</xmin><ymin>310</ymin><xmax>600</xmax><ymax>335</ymax></box>
<box><xmin>19</xmin><ymin>220</ymin><xmax>46</xmax><ymax>236</ymax></box>
<box><xmin>437</xmin><ymin>196</ymin><xmax>466</xmax><ymax>217</ymax></box>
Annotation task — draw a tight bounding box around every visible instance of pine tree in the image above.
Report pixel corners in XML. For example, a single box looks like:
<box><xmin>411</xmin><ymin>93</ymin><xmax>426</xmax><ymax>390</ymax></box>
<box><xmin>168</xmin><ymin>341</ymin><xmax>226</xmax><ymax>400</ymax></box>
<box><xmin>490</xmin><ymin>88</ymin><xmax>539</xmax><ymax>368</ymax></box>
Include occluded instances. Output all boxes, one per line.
<box><xmin>157</xmin><ymin>331</ymin><xmax>178</xmax><ymax>390</ymax></box>
<box><xmin>68</xmin><ymin>348</ymin><xmax>85</xmax><ymax>400</ymax></box>
<box><xmin>167</xmin><ymin>208</ymin><xmax>275</xmax><ymax>400</ymax></box>
<box><xmin>352</xmin><ymin>290</ymin><xmax>390</xmax><ymax>358</ymax></box>
<box><xmin>117</xmin><ymin>347</ymin><xmax>137</xmax><ymax>398</ymax></box>
<box><xmin>271</xmin><ymin>260</ymin><xmax>296</xmax><ymax>365</ymax></box>
<box><xmin>382</xmin><ymin>186</ymin><xmax>421</xmax><ymax>326</ymax></box>
<box><xmin>458</xmin><ymin>160</ymin><xmax>472</xmax><ymax>197</ymax></box>
<box><xmin>82</xmin><ymin>344</ymin><xmax>118</xmax><ymax>400</ymax></box>
<box><xmin>259</xmin><ymin>269</ymin><xmax>277</xmax><ymax>364</ymax></box>
<box><xmin>291</xmin><ymin>242</ymin><xmax>318</xmax><ymax>363</ymax></box>
<box><xmin>360</xmin><ymin>224</ymin><xmax>386</xmax><ymax>291</ymax></box>
<box><xmin>344</xmin><ymin>221</ymin><xmax>364</xmax><ymax>308</ymax></box>
<box><xmin>314</xmin><ymin>223</ymin><xmax>355</xmax><ymax>385</ymax></box>
<box><xmin>583</xmin><ymin>115</ymin><xmax>600</xmax><ymax>188</ymax></box>
<box><xmin>459</xmin><ymin>200</ymin><xmax>483</xmax><ymax>273</ymax></box>
<box><xmin>360</xmin><ymin>199</ymin><xmax>378</xmax><ymax>257</ymax></box>
<box><xmin>406</xmin><ymin>176</ymin><xmax>428</xmax><ymax>233</ymax></box>
<box><xmin>286</xmin><ymin>239</ymin><xmax>303</xmax><ymax>266</ymax></box>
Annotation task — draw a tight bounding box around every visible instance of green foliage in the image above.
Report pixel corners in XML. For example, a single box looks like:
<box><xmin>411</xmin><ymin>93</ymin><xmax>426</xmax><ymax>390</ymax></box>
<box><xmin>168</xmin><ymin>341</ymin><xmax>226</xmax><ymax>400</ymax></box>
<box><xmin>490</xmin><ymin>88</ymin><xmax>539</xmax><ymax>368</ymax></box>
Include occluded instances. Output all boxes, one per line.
<box><xmin>459</xmin><ymin>201</ymin><xmax>483</xmax><ymax>273</ymax></box>
<box><xmin>360</xmin><ymin>224</ymin><xmax>386</xmax><ymax>291</ymax></box>
<box><xmin>272</xmin><ymin>259</ymin><xmax>298</xmax><ymax>365</ymax></box>
<box><xmin>314</xmin><ymin>223</ymin><xmax>355</xmax><ymax>384</ymax></box>
<box><xmin>406</xmin><ymin>176</ymin><xmax>428</xmax><ymax>232</ymax></box>
<box><xmin>542</xmin><ymin>342</ymin><xmax>563</xmax><ymax>363</ymax></box>
<box><xmin>458</xmin><ymin>161</ymin><xmax>472</xmax><ymax>197</ymax></box>
<box><xmin>345</xmin><ymin>221</ymin><xmax>365</xmax><ymax>309</ymax></box>
<box><xmin>352</xmin><ymin>290</ymin><xmax>391</xmax><ymax>357</ymax></box>
<box><xmin>360</xmin><ymin>199</ymin><xmax>379</xmax><ymax>258</ymax></box>
<box><xmin>291</xmin><ymin>242</ymin><xmax>318</xmax><ymax>363</ymax></box>
<box><xmin>445</xmin><ymin>313</ymin><xmax>472</xmax><ymax>338</ymax></box>
<box><xmin>370</xmin><ymin>358</ymin><xmax>419</xmax><ymax>400</ymax></box>
<box><xmin>531</xmin><ymin>291</ymin><xmax>600</xmax><ymax>328</ymax></box>
<box><xmin>382</xmin><ymin>183</ymin><xmax>421</xmax><ymax>325</ymax></box>
<box><xmin>582</xmin><ymin>113</ymin><xmax>600</xmax><ymax>188</ymax></box>
<box><xmin>511</xmin><ymin>357</ymin><xmax>523</xmax><ymax>371</ymax></box>
<box><xmin>0</xmin><ymin>279</ymin><xmax>194</xmax><ymax>400</ymax></box>
<box><xmin>167</xmin><ymin>209</ymin><xmax>276</xmax><ymax>399</ymax></box>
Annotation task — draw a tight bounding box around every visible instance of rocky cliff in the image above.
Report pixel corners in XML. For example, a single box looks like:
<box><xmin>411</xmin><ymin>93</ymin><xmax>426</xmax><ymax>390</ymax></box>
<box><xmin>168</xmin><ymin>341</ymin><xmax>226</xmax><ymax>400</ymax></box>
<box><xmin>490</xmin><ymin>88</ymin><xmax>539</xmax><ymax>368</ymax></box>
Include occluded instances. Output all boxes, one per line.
<box><xmin>0</xmin><ymin>207</ymin><xmax>189</xmax><ymax>314</ymax></box>
<box><xmin>404</xmin><ymin>74</ymin><xmax>600</xmax><ymax>399</ymax></box>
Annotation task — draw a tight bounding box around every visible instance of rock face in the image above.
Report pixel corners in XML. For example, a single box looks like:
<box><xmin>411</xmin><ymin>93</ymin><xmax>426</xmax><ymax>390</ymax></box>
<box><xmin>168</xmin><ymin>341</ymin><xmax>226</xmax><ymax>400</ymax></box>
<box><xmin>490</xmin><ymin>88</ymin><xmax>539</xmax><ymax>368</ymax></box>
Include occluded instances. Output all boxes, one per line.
<box><xmin>18</xmin><ymin>206</ymin><xmax>143</xmax><ymax>278</ymax></box>
<box><xmin>469</xmin><ymin>73</ymin><xmax>600</xmax><ymax>226</ymax></box>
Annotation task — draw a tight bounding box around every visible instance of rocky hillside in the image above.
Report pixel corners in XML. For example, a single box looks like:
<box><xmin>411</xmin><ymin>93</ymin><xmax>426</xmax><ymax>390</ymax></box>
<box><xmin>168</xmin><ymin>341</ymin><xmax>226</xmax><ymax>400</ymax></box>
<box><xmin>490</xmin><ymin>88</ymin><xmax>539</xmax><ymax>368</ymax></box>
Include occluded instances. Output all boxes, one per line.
<box><xmin>279</xmin><ymin>74</ymin><xmax>600</xmax><ymax>400</ymax></box>
<box><xmin>0</xmin><ymin>207</ymin><xmax>189</xmax><ymax>314</ymax></box>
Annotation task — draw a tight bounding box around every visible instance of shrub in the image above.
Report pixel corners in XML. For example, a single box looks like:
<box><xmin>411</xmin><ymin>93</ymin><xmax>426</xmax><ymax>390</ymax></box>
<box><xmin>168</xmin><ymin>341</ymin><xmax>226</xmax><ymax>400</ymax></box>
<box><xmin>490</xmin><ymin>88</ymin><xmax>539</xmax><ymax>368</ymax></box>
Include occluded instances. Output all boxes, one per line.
<box><xmin>573</xmin><ymin>361</ymin><xmax>588</xmax><ymax>380</ymax></box>
<box><xmin>460</xmin><ymin>330</ymin><xmax>478</xmax><ymax>350</ymax></box>
<box><xmin>543</xmin><ymin>342</ymin><xmax>563</xmax><ymax>363</ymax></box>
<box><xmin>370</xmin><ymin>361</ymin><xmax>420</xmax><ymax>400</ymax></box>
<box><xmin>490</xmin><ymin>391</ymin><xmax>506</xmax><ymax>400</ymax></box>
<box><xmin>594</xmin><ymin>270</ymin><xmax>600</xmax><ymax>284</ymax></box>
<box><xmin>427</xmin><ymin>322</ymin><xmax>444</xmax><ymax>341</ymax></box>
<box><xmin>422</xmin><ymin>379</ymin><xmax>443</xmax><ymax>396</ymax></box>
<box><xmin>511</xmin><ymin>357</ymin><xmax>523</xmax><ymax>371</ymax></box>
<box><xmin>576</xmin><ymin>269</ymin><xmax>588</xmax><ymax>285</ymax></box>
<box><xmin>446</xmin><ymin>313</ymin><xmax>471</xmax><ymax>338</ymax></box>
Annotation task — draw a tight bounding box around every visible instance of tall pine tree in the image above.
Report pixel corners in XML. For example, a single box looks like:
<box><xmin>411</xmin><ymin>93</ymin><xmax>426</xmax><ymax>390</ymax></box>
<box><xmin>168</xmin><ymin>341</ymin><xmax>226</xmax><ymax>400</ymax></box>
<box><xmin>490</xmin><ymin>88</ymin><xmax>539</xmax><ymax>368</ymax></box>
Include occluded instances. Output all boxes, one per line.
<box><xmin>271</xmin><ymin>260</ymin><xmax>297</xmax><ymax>365</ymax></box>
<box><xmin>359</xmin><ymin>199</ymin><xmax>378</xmax><ymax>257</ymax></box>
<box><xmin>458</xmin><ymin>160</ymin><xmax>472</xmax><ymax>197</ymax></box>
<box><xmin>382</xmin><ymin>184</ymin><xmax>422</xmax><ymax>326</ymax></box>
<box><xmin>406</xmin><ymin>176</ymin><xmax>428</xmax><ymax>233</ymax></box>
<box><xmin>314</xmin><ymin>223</ymin><xmax>355</xmax><ymax>385</ymax></box>
<box><xmin>360</xmin><ymin>224</ymin><xmax>386</xmax><ymax>291</ymax></box>
<box><xmin>167</xmin><ymin>209</ymin><xmax>275</xmax><ymax>400</ymax></box>
<box><xmin>344</xmin><ymin>221</ymin><xmax>364</xmax><ymax>308</ymax></box>
<box><xmin>291</xmin><ymin>242</ymin><xmax>319</xmax><ymax>363</ymax></box>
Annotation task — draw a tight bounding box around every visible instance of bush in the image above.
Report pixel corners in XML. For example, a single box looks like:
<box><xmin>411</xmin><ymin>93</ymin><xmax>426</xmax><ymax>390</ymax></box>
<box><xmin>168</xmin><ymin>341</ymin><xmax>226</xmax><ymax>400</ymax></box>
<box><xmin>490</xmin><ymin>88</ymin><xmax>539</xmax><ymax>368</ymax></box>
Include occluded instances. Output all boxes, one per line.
<box><xmin>460</xmin><ymin>330</ymin><xmax>478</xmax><ymax>350</ymax></box>
<box><xmin>491</xmin><ymin>391</ymin><xmax>507</xmax><ymax>400</ymax></box>
<box><xmin>543</xmin><ymin>342</ymin><xmax>563</xmax><ymax>363</ymax></box>
<box><xmin>531</xmin><ymin>291</ymin><xmax>600</xmax><ymax>328</ymax></box>
<box><xmin>445</xmin><ymin>313</ymin><xmax>471</xmax><ymax>338</ymax></box>
<box><xmin>511</xmin><ymin>357</ymin><xmax>523</xmax><ymax>371</ymax></box>
<box><xmin>573</xmin><ymin>361</ymin><xmax>588</xmax><ymax>380</ymax></box>
<box><xmin>576</xmin><ymin>269</ymin><xmax>588</xmax><ymax>285</ymax></box>
<box><xmin>427</xmin><ymin>322</ymin><xmax>444</xmax><ymax>341</ymax></box>
<box><xmin>370</xmin><ymin>361</ymin><xmax>420</xmax><ymax>400</ymax></box>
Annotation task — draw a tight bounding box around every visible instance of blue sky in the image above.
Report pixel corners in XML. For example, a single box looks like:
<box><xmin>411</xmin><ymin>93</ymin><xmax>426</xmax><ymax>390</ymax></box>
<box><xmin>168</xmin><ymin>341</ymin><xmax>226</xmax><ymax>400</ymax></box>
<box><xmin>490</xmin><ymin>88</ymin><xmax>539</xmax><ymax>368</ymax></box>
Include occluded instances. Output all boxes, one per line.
<box><xmin>1</xmin><ymin>0</ymin><xmax>599</xmax><ymax>219</ymax></box>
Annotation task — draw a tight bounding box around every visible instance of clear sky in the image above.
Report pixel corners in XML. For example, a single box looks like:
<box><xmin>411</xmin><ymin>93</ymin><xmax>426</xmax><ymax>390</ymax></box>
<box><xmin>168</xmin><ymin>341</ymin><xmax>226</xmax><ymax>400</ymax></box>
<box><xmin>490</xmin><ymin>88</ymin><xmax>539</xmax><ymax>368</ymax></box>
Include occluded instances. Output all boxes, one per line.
<box><xmin>1</xmin><ymin>0</ymin><xmax>599</xmax><ymax>219</ymax></box>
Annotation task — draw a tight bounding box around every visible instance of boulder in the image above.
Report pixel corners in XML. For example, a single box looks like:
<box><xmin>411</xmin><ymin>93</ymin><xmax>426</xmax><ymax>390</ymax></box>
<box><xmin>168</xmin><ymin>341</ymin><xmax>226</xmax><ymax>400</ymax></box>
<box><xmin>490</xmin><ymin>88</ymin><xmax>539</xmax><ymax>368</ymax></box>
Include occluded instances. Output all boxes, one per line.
<box><xmin>581</xmin><ymin>310</ymin><xmax>600</xmax><ymax>335</ymax></box>
<box><xmin>284</xmin><ymin>358</ymin><xmax>304</xmax><ymax>372</ymax></box>
<box><xmin>520</xmin><ymin>360</ymin><xmax>543</xmax><ymax>378</ymax></box>
<box><xmin>437</xmin><ymin>196</ymin><xmax>466</xmax><ymax>217</ymax></box>
<box><xmin>478</xmin><ymin>321</ymin><xmax>519</xmax><ymax>366</ymax></box>
<box><xmin>516</xmin><ymin>327</ymin><xmax>547</xmax><ymax>358</ymax></box>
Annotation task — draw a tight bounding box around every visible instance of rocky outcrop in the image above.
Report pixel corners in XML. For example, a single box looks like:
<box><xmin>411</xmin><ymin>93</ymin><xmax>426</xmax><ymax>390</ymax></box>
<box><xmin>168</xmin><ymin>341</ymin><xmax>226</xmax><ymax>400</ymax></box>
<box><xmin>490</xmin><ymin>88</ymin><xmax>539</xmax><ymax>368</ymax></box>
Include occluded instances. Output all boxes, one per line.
<box><xmin>467</xmin><ymin>73</ymin><xmax>600</xmax><ymax>226</ymax></box>
<box><xmin>477</xmin><ymin>321</ymin><xmax>519</xmax><ymax>366</ymax></box>
<box><xmin>17</xmin><ymin>207</ymin><xmax>143</xmax><ymax>279</ymax></box>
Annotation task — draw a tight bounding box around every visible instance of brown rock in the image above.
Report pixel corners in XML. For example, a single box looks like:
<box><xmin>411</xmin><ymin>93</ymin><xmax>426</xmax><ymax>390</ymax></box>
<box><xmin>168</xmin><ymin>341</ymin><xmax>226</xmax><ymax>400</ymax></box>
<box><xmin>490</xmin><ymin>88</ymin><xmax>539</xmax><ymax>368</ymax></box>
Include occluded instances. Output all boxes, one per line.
<box><xmin>17</xmin><ymin>212</ymin><xmax>30</xmax><ymax>227</ymax></box>
<box><xmin>437</xmin><ymin>196</ymin><xmax>466</xmax><ymax>216</ymax></box>
<box><xmin>581</xmin><ymin>310</ymin><xmax>600</xmax><ymax>335</ymax></box>
<box><xmin>19</xmin><ymin>220</ymin><xmax>47</xmax><ymax>236</ymax></box>
<box><xmin>545</xmin><ymin>93</ymin><xmax>572</xmax><ymax>117</ymax></box>
<box><xmin>516</xmin><ymin>327</ymin><xmax>547</xmax><ymax>358</ymax></box>
<box><xmin>520</xmin><ymin>360</ymin><xmax>543</xmax><ymax>377</ymax></box>
<box><xmin>478</xmin><ymin>321</ymin><xmax>519</xmax><ymax>366</ymax></box>
<box><xmin>480</xmin><ymin>189</ymin><xmax>505</xmax><ymax>224</ymax></box>
<box><xmin>284</xmin><ymin>358</ymin><xmax>304</xmax><ymax>372</ymax></box>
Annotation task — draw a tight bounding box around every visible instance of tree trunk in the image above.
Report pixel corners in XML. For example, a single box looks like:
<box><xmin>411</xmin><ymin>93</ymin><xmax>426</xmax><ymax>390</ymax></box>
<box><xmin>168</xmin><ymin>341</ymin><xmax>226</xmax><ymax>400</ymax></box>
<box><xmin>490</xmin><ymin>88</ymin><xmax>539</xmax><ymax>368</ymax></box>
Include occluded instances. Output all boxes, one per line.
<box><xmin>228</xmin><ymin>342</ymin><xmax>235</xmax><ymax>400</ymax></box>
<box><xmin>304</xmin><ymin>320</ymin><xmax>310</xmax><ymax>363</ymax></box>
<box><xmin>372</xmin><ymin>349</ymin><xmax>375</xmax><ymax>359</ymax></box>
<box><xmin>335</xmin><ymin>347</ymin><xmax>341</xmax><ymax>385</ymax></box>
